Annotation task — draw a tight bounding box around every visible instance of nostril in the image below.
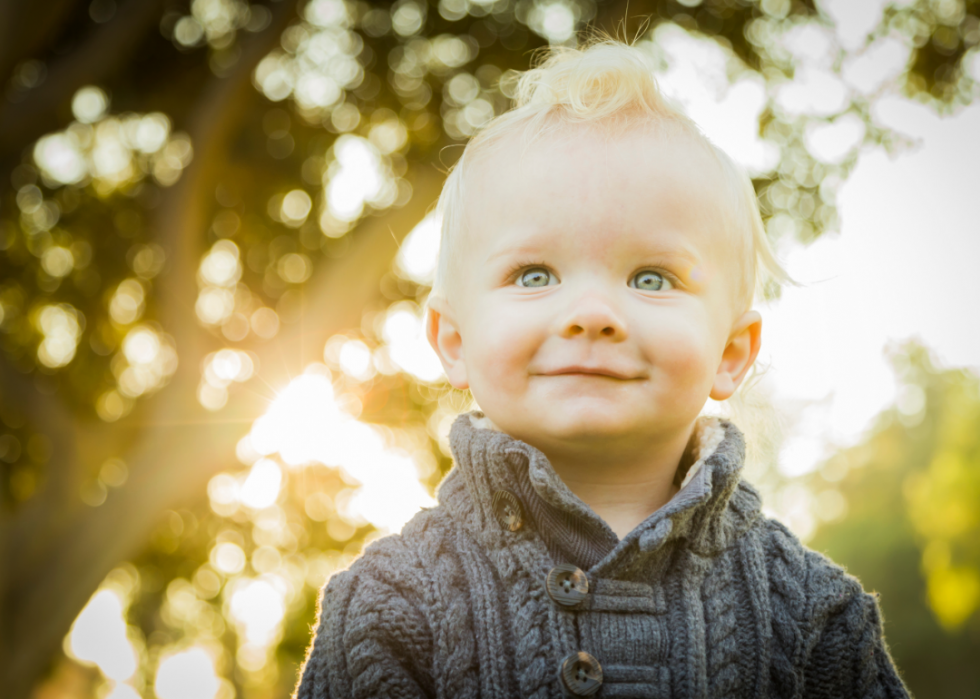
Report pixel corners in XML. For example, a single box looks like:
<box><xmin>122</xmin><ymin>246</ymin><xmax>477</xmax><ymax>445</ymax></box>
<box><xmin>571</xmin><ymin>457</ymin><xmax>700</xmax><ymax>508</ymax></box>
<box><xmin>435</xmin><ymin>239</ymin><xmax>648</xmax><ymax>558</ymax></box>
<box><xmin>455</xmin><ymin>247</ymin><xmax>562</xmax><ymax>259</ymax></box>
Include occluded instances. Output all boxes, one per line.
<box><xmin>601</xmin><ymin>327</ymin><xmax>615</xmax><ymax>336</ymax></box>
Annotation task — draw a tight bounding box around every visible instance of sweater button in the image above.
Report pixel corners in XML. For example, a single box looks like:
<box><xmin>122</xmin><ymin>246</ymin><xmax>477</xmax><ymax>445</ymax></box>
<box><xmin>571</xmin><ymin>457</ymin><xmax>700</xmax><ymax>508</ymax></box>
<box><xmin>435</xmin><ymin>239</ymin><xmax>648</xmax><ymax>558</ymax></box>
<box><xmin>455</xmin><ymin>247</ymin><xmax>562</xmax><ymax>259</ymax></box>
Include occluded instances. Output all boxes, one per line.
<box><xmin>559</xmin><ymin>651</ymin><xmax>603</xmax><ymax>696</ymax></box>
<box><xmin>491</xmin><ymin>490</ymin><xmax>524</xmax><ymax>532</ymax></box>
<box><xmin>546</xmin><ymin>564</ymin><xmax>589</xmax><ymax>607</ymax></box>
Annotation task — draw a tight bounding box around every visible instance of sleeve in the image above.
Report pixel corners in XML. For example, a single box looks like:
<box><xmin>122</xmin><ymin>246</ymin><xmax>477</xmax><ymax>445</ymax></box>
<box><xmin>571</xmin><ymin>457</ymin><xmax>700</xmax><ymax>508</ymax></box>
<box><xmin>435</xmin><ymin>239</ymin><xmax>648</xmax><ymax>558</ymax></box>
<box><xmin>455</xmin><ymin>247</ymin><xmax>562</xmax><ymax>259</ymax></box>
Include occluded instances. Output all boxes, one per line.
<box><xmin>803</xmin><ymin>580</ymin><xmax>911</xmax><ymax>698</ymax></box>
<box><xmin>293</xmin><ymin>560</ymin><xmax>436</xmax><ymax>699</ymax></box>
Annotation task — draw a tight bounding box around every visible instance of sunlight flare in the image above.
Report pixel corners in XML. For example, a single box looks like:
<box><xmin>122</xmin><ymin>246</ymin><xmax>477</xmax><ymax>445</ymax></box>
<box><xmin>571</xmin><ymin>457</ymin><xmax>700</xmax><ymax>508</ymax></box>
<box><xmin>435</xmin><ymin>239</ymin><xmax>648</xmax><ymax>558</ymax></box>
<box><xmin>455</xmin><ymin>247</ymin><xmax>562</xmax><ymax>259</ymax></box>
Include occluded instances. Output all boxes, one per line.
<box><xmin>155</xmin><ymin>646</ymin><xmax>220</xmax><ymax>699</ymax></box>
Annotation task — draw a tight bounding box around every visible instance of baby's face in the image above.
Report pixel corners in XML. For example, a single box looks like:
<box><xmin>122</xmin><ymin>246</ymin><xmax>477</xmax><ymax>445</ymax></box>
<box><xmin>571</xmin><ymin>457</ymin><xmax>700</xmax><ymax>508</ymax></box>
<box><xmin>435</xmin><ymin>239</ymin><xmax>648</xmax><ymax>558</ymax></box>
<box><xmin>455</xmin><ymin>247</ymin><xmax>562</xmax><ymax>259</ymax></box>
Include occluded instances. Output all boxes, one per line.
<box><xmin>431</xmin><ymin>125</ymin><xmax>755</xmax><ymax>456</ymax></box>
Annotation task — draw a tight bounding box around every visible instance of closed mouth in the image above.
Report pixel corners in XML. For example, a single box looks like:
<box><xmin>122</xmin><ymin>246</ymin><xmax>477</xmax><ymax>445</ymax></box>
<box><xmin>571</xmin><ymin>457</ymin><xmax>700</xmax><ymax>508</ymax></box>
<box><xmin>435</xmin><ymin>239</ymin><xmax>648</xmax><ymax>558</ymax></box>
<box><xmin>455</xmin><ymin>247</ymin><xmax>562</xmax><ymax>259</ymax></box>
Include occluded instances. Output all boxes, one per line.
<box><xmin>539</xmin><ymin>367</ymin><xmax>642</xmax><ymax>380</ymax></box>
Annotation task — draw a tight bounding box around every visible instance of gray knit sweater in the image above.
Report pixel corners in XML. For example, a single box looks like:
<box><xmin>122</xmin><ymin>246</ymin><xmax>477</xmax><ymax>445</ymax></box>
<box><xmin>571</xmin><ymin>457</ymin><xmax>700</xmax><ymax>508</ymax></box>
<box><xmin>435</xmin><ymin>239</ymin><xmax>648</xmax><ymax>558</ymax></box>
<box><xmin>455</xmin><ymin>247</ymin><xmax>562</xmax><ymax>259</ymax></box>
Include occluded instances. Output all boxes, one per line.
<box><xmin>295</xmin><ymin>412</ymin><xmax>911</xmax><ymax>698</ymax></box>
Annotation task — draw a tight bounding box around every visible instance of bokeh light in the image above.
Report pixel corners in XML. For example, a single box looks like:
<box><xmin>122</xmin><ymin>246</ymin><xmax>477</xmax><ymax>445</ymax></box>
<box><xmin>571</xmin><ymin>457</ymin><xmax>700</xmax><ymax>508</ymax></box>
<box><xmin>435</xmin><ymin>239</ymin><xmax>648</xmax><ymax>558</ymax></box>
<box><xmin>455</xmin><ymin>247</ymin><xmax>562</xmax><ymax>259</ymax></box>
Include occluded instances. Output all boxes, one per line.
<box><xmin>252</xmin><ymin>0</ymin><xmax>362</xmax><ymax>111</ymax></box>
<box><xmin>68</xmin><ymin>589</ymin><xmax>138</xmax><ymax>681</ymax></box>
<box><xmin>35</xmin><ymin>304</ymin><xmax>82</xmax><ymax>368</ymax></box>
<box><xmin>109</xmin><ymin>279</ymin><xmax>146</xmax><ymax>325</ymax></box>
<box><xmin>211</xmin><ymin>541</ymin><xmax>247</xmax><ymax>575</ymax></box>
<box><xmin>111</xmin><ymin>327</ymin><xmax>173</xmax><ymax>402</ymax></box>
<box><xmin>249</xmin><ymin>307</ymin><xmax>280</xmax><ymax>339</ymax></box>
<box><xmin>323</xmin><ymin>135</ymin><xmax>394</xmax><ymax>223</ymax></box>
<box><xmin>395</xmin><ymin>211</ymin><xmax>440</xmax><ymax>285</ymax></box>
<box><xmin>228</xmin><ymin>577</ymin><xmax>286</xmax><ymax>646</ymax></box>
<box><xmin>280</xmin><ymin>189</ymin><xmax>313</xmax><ymax>226</ymax></box>
<box><xmin>40</xmin><ymin>246</ymin><xmax>74</xmax><ymax>278</ymax></box>
<box><xmin>72</xmin><ymin>86</ymin><xmax>109</xmax><ymax>124</ymax></box>
<box><xmin>239</xmin><ymin>459</ymin><xmax>282</xmax><ymax>509</ymax></box>
<box><xmin>34</xmin><ymin>87</ymin><xmax>192</xmax><ymax>193</ymax></box>
<box><xmin>337</xmin><ymin>339</ymin><xmax>375</xmax><ymax>381</ymax></box>
<box><xmin>276</xmin><ymin>252</ymin><xmax>312</xmax><ymax>283</ymax></box>
<box><xmin>381</xmin><ymin>302</ymin><xmax>444</xmax><ymax>383</ymax></box>
<box><xmin>525</xmin><ymin>0</ymin><xmax>586</xmax><ymax>44</ymax></box>
<box><xmin>196</xmin><ymin>240</ymin><xmax>245</xmax><ymax>334</ymax></box>
<box><xmin>199</xmin><ymin>240</ymin><xmax>242</xmax><ymax>287</ymax></box>
<box><xmin>154</xmin><ymin>646</ymin><xmax>220</xmax><ymax>699</ymax></box>
<box><xmin>198</xmin><ymin>348</ymin><xmax>255</xmax><ymax>411</ymax></box>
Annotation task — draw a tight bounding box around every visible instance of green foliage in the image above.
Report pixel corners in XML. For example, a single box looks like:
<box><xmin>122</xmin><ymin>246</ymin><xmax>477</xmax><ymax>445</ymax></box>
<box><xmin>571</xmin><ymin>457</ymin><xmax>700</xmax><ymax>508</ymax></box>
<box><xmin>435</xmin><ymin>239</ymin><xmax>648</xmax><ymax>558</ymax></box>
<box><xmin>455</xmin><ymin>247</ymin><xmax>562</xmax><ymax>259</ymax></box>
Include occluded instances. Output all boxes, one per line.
<box><xmin>808</xmin><ymin>342</ymin><xmax>980</xmax><ymax>698</ymax></box>
<box><xmin>885</xmin><ymin>0</ymin><xmax>980</xmax><ymax>106</ymax></box>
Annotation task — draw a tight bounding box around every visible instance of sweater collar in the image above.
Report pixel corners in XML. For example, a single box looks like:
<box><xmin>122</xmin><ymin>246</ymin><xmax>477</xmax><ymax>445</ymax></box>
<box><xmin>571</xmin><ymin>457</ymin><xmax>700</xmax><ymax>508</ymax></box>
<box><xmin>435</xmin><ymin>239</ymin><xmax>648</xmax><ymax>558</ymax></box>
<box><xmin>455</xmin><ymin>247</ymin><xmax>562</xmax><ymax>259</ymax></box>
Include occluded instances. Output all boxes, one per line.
<box><xmin>435</xmin><ymin>411</ymin><xmax>762</xmax><ymax>576</ymax></box>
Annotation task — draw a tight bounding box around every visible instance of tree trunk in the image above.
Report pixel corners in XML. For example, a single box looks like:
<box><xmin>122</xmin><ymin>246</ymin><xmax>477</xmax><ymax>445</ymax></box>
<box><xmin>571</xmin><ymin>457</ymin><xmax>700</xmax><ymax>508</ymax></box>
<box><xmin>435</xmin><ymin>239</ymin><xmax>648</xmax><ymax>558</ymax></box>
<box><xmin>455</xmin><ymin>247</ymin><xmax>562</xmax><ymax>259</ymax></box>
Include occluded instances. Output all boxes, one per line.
<box><xmin>0</xmin><ymin>3</ymin><xmax>315</xmax><ymax>695</ymax></box>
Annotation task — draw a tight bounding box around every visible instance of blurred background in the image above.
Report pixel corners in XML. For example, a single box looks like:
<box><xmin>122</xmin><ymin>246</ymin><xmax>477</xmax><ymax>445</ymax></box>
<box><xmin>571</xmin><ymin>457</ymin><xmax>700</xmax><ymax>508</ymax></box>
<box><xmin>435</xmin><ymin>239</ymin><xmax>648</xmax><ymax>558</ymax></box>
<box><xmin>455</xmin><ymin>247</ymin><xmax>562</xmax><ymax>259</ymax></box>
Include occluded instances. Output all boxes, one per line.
<box><xmin>0</xmin><ymin>0</ymin><xmax>977</xmax><ymax>697</ymax></box>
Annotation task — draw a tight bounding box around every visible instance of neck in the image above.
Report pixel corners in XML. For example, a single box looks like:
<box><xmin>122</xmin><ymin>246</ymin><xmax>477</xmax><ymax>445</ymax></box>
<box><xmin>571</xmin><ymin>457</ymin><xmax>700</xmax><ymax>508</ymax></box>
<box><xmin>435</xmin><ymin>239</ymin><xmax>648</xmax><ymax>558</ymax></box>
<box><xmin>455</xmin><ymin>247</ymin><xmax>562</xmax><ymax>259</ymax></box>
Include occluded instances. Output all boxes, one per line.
<box><xmin>538</xmin><ymin>422</ymin><xmax>698</xmax><ymax>539</ymax></box>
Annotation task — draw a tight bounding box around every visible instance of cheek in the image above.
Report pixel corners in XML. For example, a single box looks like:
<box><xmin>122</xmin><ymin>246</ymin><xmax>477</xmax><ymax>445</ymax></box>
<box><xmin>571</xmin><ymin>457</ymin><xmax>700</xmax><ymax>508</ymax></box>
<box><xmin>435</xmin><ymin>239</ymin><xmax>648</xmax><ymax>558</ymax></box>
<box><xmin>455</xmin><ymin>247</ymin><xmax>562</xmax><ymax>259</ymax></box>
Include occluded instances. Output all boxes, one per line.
<box><xmin>640</xmin><ymin>311</ymin><xmax>720</xmax><ymax>387</ymax></box>
<box><xmin>460</xmin><ymin>300</ymin><xmax>541</xmax><ymax>384</ymax></box>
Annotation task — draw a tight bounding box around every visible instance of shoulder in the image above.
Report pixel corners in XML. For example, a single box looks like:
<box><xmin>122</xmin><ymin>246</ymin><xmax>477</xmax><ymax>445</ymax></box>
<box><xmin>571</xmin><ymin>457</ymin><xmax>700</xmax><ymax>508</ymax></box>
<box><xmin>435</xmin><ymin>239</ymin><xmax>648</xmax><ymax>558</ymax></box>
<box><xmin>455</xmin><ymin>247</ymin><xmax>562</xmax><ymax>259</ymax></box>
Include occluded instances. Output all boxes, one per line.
<box><xmin>754</xmin><ymin>518</ymin><xmax>896</xmax><ymax>668</ymax></box>
<box><xmin>754</xmin><ymin>520</ymin><xmax>911</xmax><ymax>696</ymax></box>
<box><xmin>328</xmin><ymin>505</ymin><xmax>460</xmax><ymax>599</ymax></box>
<box><xmin>321</xmin><ymin>503</ymin><xmax>475</xmax><ymax>636</ymax></box>
<box><xmin>722</xmin><ymin>513</ymin><xmax>910</xmax><ymax>696</ymax></box>
<box><xmin>755</xmin><ymin>516</ymin><xmax>863</xmax><ymax>625</ymax></box>
<box><xmin>297</xmin><ymin>508</ymin><xmax>464</xmax><ymax>699</ymax></box>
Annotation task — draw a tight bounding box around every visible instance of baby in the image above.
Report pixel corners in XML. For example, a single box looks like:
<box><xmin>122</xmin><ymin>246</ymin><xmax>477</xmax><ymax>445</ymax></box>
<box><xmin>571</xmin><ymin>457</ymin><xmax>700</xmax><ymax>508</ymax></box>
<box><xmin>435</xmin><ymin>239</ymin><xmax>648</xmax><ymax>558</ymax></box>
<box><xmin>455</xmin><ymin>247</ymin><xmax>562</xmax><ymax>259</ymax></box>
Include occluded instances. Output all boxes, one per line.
<box><xmin>295</xmin><ymin>40</ymin><xmax>910</xmax><ymax>698</ymax></box>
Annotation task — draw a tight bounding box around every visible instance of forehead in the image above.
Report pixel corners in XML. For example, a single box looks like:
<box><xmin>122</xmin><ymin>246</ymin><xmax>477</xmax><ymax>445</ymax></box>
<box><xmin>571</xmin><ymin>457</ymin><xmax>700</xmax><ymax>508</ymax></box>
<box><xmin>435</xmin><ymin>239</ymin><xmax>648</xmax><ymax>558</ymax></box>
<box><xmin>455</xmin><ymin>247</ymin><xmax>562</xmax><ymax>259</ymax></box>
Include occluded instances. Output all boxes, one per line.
<box><xmin>460</xmin><ymin>123</ymin><xmax>738</xmax><ymax>270</ymax></box>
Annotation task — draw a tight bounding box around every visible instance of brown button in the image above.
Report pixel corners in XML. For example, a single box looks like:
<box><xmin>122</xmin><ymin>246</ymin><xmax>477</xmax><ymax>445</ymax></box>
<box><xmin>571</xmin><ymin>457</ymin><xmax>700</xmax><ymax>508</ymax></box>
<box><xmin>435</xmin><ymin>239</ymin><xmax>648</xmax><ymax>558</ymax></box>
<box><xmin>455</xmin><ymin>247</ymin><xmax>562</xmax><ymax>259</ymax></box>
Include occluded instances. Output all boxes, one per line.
<box><xmin>546</xmin><ymin>564</ymin><xmax>589</xmax><ymax>607</ymax></box>
<box><xmin>560</xmin><ymin>651</ymin><xmax>603</xmax><ymax>696</ymax></box>
<box><xmin>491</xmin><ymin>490</ymin><xmax>524</xmax><ymax>532</ymax></box>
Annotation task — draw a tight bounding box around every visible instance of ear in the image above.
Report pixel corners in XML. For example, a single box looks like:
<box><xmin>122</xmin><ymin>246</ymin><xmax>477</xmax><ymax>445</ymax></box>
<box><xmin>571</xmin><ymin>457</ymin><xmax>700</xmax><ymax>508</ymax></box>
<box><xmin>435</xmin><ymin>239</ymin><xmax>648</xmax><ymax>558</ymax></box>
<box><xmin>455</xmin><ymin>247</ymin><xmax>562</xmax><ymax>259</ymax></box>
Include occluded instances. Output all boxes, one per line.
<box><xmin>425</xmin><ymin>295</ymin><xmax>469</xmax><ymax>390</ymax></box>
<box><xmin>710</xmin><ymin>310</ymin><xmax>762</xmax><ymax>401</ymax></box>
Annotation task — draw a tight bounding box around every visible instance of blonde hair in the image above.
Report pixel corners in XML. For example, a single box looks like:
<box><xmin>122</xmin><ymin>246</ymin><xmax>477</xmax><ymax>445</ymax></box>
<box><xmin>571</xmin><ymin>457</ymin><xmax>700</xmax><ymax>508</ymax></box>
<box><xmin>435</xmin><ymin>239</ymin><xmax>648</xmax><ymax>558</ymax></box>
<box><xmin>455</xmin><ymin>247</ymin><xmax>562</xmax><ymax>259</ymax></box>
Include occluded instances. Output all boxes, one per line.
<box><xmin>430</xmin><ymin>38</ymin><xmax>791</xmax><ymax>311</ymax></box>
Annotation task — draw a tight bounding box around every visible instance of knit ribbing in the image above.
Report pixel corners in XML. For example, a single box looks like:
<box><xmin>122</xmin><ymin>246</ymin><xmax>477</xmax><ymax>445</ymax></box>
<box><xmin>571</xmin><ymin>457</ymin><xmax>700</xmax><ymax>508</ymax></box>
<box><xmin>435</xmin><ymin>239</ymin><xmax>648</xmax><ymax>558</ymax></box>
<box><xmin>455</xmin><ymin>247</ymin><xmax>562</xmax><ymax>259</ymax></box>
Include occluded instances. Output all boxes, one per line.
<box><xmin>294</xmin><ymin>413</ymin><xmax>912</xmax><ymax>699</ymax></box>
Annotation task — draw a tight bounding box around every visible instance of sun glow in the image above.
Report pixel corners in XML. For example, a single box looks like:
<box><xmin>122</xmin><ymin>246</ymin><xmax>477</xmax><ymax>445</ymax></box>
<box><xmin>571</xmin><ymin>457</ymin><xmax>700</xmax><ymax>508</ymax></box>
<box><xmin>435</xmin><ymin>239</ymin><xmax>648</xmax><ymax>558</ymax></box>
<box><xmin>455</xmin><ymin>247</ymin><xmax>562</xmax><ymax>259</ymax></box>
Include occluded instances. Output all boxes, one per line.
<box><xmin>245</xmin><ymin>369</ymin><xmax>436</xmax><ymax>533</ymax></box>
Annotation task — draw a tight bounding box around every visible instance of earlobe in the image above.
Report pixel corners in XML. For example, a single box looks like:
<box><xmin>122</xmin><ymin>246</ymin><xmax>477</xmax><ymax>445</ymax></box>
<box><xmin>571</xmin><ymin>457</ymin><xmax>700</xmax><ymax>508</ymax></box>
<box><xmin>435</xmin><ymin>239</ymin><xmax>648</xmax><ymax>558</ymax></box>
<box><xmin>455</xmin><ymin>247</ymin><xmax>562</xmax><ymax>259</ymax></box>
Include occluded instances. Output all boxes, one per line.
<box><xmin>710</xmin><ymin>310</ymin><xmax>762</xmax><ymax>401</ymax></box>
<box><xmin>425</xmin><ymin>297</ymin><xmax>469</xmax><ymax>390</ymax></box>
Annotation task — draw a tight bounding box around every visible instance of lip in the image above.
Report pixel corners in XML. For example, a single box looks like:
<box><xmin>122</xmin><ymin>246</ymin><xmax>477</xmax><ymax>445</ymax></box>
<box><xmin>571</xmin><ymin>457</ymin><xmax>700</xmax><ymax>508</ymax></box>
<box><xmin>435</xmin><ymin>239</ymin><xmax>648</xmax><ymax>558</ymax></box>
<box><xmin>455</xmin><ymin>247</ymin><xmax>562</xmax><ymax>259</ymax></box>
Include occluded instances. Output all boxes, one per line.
<box><xmin>538</xmin><ymin>366</ymin><xmax>642</xmax><ymax>380</ymax></box>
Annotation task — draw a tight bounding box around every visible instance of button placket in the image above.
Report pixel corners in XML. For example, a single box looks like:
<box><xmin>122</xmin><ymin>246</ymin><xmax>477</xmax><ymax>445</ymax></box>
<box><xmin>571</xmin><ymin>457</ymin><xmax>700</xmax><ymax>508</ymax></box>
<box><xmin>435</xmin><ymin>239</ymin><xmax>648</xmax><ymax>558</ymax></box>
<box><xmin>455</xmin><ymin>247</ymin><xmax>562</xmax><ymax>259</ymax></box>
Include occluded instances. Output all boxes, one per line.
<box><xmin>560</xmin><ymin>651</ymin><xmax>603</xmax><ymax>696</ymax></box>
<box><xmin>490</xmin><ymin>489</ymin><xmax>601</xmax><ymax>695</ymax></box>
<box><xmin>548</xmin><ymin>565</ymin><xmax>598</xmax><ymax>695</ymax></box>
<box><xmin>491</xmin><ymin>489</ymin><xmax>524</xmax><ymax>532</ymax></box>
<box><xmin>546</xmin><ymin>563</ymin><xmax>589</xmax><ymax>607</ymax></box>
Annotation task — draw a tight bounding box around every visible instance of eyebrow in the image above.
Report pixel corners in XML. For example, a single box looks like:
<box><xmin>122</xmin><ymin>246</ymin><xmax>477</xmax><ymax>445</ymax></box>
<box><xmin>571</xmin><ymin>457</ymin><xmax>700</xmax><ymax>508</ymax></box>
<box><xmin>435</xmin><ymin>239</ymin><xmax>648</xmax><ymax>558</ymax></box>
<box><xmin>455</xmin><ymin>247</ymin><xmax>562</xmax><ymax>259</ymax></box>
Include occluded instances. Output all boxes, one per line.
<box><xmin>484</xmin><ymin>240</ymin><xmax>704</xmax><ymax>267</ymax></box>
<box><xmin>485</xmin><ymin>244</ymin><xmax>548</xmax><ymax>264</ymax></box>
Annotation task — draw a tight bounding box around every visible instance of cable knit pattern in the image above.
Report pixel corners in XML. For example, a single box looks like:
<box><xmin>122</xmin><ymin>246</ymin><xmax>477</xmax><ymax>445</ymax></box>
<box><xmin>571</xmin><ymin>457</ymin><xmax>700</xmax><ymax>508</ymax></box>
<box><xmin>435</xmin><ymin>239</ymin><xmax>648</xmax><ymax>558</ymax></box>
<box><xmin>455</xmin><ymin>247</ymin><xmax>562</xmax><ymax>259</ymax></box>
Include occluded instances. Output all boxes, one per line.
<box><xmin>767</xmin><ymin>519</ymin><xmax>809</xmax><ymax>698</ymax></box>
<box><xmin>702</xmin><ymin>548</ymin><xmax>741</xmax><ymax>697</ymax></box>
<box><xmin>294</xmin><ymin>413</ymin><xmax>912</xmax><ymax>699</ymax></box>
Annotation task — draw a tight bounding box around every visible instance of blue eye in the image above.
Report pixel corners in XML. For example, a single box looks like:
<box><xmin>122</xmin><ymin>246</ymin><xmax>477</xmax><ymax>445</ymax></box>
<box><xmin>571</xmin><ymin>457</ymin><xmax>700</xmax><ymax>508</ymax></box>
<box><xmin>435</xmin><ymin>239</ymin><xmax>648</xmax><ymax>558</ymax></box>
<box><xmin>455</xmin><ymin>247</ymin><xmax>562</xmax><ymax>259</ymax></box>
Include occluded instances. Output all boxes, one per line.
<box><xmin>630</xmin><ymin>270</ymin><xmax>672</xmax><ymax>291</ymax></box>
<box><xmin>517</xmin><ymin>267</ymin><xmax>556</xmax><ymax>288</ymax></box>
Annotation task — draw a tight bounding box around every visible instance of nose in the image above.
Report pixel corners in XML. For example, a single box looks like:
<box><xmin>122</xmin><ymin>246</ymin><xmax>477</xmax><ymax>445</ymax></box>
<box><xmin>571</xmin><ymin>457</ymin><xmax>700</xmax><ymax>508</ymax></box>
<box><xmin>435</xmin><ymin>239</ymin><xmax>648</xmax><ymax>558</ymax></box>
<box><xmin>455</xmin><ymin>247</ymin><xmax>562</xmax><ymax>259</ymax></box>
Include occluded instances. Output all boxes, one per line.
<box><xmin>557</xmin><ymin>294</ymin><xmax>628</xmax><ymax>341</ymax></box>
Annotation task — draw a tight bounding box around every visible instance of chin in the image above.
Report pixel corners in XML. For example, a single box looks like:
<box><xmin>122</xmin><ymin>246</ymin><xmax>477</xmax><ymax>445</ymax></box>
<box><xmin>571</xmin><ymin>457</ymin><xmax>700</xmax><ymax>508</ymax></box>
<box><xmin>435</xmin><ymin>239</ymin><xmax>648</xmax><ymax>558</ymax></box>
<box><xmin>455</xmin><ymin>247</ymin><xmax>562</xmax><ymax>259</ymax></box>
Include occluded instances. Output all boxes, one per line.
<box><xmin>534</xmin><ymin>406</ymin><xmax>644</xmax><ymax>443</ymax></box>
<box><xmin>479</xmin><ymin>393</ymin><xmax>657</xmax><ymax>447</ymax></box>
